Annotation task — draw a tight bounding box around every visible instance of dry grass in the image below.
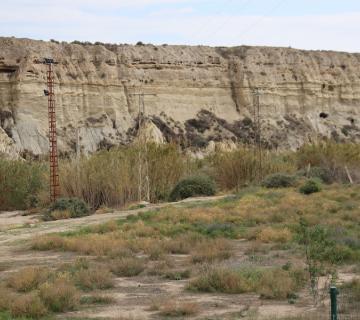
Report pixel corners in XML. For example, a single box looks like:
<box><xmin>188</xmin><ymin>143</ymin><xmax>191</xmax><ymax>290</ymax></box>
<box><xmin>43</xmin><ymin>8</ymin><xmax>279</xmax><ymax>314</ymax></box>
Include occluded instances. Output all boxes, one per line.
<box><xmin>31</xmin><ymin>235</ymin><xmax>67</xmax><ymax>251</ymax></box>
<box><xmin>49</xmin><ymin>209</ymin><xmax>72</xmax><ymax>220</ymax></box>
<box><xmin>9</xmin><ymin>293</ymin><xmax>48</xmax><ymax>319</ymax></box>
<box><xmin>32</xmin><ymin>233</ymin><xmax>130</xmax><ymax>257</ymax></box>
<box><xmin>88</xmin><ymin>220</ymin><xmax>119</xmax><ymax>233</ymax></box>
<box><xmin>244</xmin><ymin>241</ymin><xmax>268</xmax><ymax>255</ymax></box>
<box><xmin>74</xmin><ymin>268</ymin><xmax>114</xmax><ymax>291</ymax></box>
<box><xmin>256</xmin><ymin>227</ymin><xmax>293</xmax><ymax>243</ymax></box>
<box><xmin>260</xmin><ymin>316</ymin><xmax>329</xmax><ymax>320</ymax></box>
<box><xmin>146</xmin><ymin>259</ymin><xmax>175</xmax><ymax>276</ymax></box>
<box><xmin>80</xmin><ymin>294</ymin><xmax>115</xmax><ymax>305</ymax></box>
<box><xmin>163</xmin><ymin>233</ymin><xmax>204</xmax><ymax>254</ymax></box>
<box><xmin>164</xmin><ymin>269</ymin><xmax>191</xmax><ymax>280</ymax></box>
<box><xmin>191</xmin><ymin>238</ymin><xmax>233</xmax><ymax>264</ymax></box>
<box><xmin>0</xmin><ymin>287</ymin><xmax>14</xmax><ymax>311</ymax></box>
<box><xmin>210</xmin><ymin>147</ymin><xmax>296</xmax><ymax>190</ymax></box>
<box><xmin>23</xmin><ymin>184</ymin><xmax>359</xmax><ymax>319</ymax></box>
<box><xmin>342</xmin><ymin>278</ymin><xmax>360</xmax><ymax>300</ymax></box>
<box><xmin>60</xmin><ymin>143</ymin><xmax>186</xmax><ymax>208</ymax></box>
<box><xmin>95</xmin><ymin>206</ymin><xmax>113</xmax><ymax>215</ymax></box>
<box><xmin>256</xmin><ymin>268</ymin><xmax>306</xmax><ymax>299</ymax></box>
<box><xmin>39</xmin><ymin>277</ymin><xmax>80</xmax><ymax>312</ymax></box>
<box><xmin>188</xmin><ymin>267</ymin><xmax>251</xmax><ymax>294</ymax></box>
<box><xmin>124</xmin><ymin>220</ymin><xmax>156</xmax><ymax>238</ymax></box>
<box><xmin>158</xmin><ymin>300</ymin><xmax>200</xmax><ymax>317</ymax></box>
<box><xmin>127</xmin><ymin>237</ymin><xmax>166</xmax><ymax>260</ymax></box>
<box><xmin>297</xmin><ymin>142</ymin><xmax>360</xmax><ymax>183</ymax></box>
<box><xmin>188</xmin><ymin>266</ymin><xmax>306</xmax><ymax>299</ymax></box>
<box><xmin>6</xmin><ymin>267</ymin><xmax>50</xmax><ymax>292</ymax></box>
<box><xmin>148</xmin><ymin>245</ymin><xmax>166</xmax><ymax>261</ymax></box>
<box><xmin>110</xmin><ymin>257</ymin><xmax>146</xmax><ymax>277</ymax></box>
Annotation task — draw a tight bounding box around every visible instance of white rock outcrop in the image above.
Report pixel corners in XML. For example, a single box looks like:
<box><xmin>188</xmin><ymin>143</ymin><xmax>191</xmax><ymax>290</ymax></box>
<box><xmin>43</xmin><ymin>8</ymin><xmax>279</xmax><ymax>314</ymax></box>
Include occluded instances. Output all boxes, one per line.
<box><xmin>0</xmin><ymin>127</ymin><xmax>18</xmax><ymax>159</ymax></box>
<box><xmin>0</xmin><ymin>37</ymin><xmax>359</xmax><ymax>156</ymax></box>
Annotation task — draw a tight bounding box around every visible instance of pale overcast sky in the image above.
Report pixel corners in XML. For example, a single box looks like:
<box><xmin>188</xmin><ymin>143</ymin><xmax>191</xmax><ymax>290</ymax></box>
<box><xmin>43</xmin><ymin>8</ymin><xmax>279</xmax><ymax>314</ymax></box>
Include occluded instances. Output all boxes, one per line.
<box><xmin>1</xmin><ymin>0</ymin><xmax>360</xmax><ymax>52</ymax></box>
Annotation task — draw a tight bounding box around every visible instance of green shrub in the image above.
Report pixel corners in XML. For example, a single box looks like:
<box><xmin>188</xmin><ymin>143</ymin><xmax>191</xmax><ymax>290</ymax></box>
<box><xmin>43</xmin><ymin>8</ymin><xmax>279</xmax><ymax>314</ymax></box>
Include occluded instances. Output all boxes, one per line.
<box><xmin>299</xmin><ymin>179</ymin><xmax>322</xmax><ymax>195</ymax></box>
<box><xmin>262</xmin><ymin>173</ymin><xmax>297</xmax><ymax>189</ymax></box>
<box><xmin>0</xmin><ymin>158</ymin><xmax>47</xmax><ymax>210</ymax></box>
<box><xmin>46</xmin><ymin>198</ymin><xmax>90</xmax><ymax>219</ymax></box>
<box><xmin>169</xmin><ymin>175</ymin><xmax>216</xmax><ymax>201</ymax></box>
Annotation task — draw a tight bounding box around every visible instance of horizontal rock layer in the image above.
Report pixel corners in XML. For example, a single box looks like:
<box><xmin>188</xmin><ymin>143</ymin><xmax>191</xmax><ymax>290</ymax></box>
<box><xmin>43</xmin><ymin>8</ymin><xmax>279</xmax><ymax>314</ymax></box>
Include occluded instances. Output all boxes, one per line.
<box><xmin>0</xmin><ymin>37</ymin><xmax>360</xmax><ymax>156</ymax></box>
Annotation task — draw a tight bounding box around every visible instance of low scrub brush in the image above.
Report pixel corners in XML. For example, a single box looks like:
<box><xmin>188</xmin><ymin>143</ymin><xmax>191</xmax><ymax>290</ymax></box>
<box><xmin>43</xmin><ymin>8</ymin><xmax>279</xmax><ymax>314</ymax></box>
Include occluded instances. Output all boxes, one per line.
<box><xmin>299</xmin><ymin>179</ymin><xmax>322</xmax><ymax>195</ymax></box>
<box><xmin>169</xmin><ymin>175</ymin><xmax>216</xmax><ymax>201</ymax></box>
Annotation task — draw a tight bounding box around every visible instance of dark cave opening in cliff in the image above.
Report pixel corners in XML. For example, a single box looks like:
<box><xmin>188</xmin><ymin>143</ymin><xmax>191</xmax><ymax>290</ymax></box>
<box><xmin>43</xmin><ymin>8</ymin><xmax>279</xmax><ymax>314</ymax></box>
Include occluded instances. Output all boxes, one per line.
<box><xmin>0</xmin><ymin>66</ymin><xmax>18</xmax><ymax>74</ymax></box>
<box><xmin>319</xmin><ymin>112</ymin><xmax>329</xmax><ymax>119</ymax></box>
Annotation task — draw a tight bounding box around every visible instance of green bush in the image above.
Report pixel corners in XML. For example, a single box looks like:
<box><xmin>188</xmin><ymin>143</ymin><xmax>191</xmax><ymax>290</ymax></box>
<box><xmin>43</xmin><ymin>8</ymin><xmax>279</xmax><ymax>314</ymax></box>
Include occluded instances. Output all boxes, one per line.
<box><xmin>0</xmin><ymin>158</ymin><xmax>47</xmax><ymax>210</ymax></box>
<box><xmin>262</xmin><ymin>173</ymin><xmax>297</xmax><ymax>189</ymax></box>
<box><xmin>299</xmin><ymin>179</ymin><xmax>322</xmax><ymax>195</ymax></box>
<box><xmin>169</xmin><ymin>175</ymin><xmax>216</xmax><ymax>201</ymax></box>
<box><xmin>47</xmin><ymin>198</ymin><xmax>90</xmax><ymax>219</ymax></box>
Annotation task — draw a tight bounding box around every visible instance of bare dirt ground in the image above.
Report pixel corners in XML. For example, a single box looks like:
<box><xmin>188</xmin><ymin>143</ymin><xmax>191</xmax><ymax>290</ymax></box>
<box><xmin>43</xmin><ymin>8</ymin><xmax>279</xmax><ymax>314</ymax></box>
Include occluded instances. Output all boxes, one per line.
<box><xmin>0</xmin><ymin>196</ymin><xmax>357</xmax><ymax>320</ymax></box>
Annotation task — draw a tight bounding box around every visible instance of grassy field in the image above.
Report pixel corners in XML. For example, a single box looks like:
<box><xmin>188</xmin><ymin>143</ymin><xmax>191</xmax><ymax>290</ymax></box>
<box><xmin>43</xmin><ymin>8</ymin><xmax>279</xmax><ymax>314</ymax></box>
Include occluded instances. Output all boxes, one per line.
<box><xmin>0</xmin><ymin>184</ymin><xmax>359</xmax><ymax>319</ymax></box>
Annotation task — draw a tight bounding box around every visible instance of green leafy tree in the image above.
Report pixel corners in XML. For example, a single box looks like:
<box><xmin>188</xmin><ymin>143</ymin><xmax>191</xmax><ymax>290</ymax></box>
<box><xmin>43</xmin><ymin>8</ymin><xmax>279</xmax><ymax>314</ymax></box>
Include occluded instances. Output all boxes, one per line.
<box><xmin>297</xmin><ymin>219</ymin><xmax>339</xmax><ymax>304</ymax></box>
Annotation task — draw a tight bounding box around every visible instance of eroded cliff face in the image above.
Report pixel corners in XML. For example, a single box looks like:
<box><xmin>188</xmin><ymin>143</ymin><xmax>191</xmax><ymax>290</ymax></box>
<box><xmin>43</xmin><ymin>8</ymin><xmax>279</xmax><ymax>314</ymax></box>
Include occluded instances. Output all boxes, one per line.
<box><xmin>0</xmin><ymin>37</ymin><xmax>360</xmax><ymax>157</ymax></box>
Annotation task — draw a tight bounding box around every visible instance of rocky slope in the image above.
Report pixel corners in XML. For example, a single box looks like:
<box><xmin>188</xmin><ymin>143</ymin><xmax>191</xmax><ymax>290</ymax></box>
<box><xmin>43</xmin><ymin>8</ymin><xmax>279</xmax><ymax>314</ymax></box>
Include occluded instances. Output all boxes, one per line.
<box><xmin>0</xmin><ymin>37</ymin><xmax>360</xmax><ymax>157</ymax></box>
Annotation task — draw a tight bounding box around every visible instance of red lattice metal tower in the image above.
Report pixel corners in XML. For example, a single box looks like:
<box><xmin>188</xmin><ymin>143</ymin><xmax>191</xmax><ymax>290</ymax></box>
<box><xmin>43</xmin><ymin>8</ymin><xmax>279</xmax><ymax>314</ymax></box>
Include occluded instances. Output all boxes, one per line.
<box><xmin>44</xmin><ymin>58</ymin><xmax>60</xmax><ymax>202</ymax></box>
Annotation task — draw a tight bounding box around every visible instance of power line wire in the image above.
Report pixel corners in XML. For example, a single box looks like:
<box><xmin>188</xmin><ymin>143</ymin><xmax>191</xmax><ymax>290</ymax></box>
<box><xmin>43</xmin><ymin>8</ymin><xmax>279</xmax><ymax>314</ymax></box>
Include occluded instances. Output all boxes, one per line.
<box><xmin>230</xmin><ymin>0</ymin><xmax>288</xmax><ymax>44</ymax></box>
<box><xmin>198</xmin><ymin>0</ymin><xmax>254</xmax><ymax>41</ymax></box>
<box><xmin>190</xmin><ymin>0</ymin><xmax>239</xmax><ymax>43</ymax></box>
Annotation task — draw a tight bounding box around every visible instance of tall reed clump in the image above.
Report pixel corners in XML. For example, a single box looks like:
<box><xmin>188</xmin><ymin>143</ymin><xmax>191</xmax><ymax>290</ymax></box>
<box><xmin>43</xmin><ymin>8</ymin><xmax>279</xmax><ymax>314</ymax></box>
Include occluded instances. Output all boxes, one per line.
<box><xmin>210</xmin><ymin>147</ymin><xmax>296</xmax><ymax>190</ymax></box>
<box><xmin>296</xmin><ymin>141</ymin><xmax>360</xmax><ymax>183</ymax></box>
<box><xmin>60</xmin><ymin>143</ymin><xmax>186</xmax><ymax>208</ymax></box>
<box><xmin>0</xmin><ymin>158</ymin><xmax>47</xmax><ymax>210</ymax></box>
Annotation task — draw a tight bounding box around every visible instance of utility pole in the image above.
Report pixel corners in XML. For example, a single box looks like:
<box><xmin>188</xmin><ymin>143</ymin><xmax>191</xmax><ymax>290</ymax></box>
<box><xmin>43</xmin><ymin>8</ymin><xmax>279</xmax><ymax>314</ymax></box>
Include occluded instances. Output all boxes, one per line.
<box><xmin>76</xmin><ymin>126</ymin><xmax>81</xmax><ymax>161</ymax></box>
<box><xmin>75</xmin><ymin>126</ymin><xmax>81</xmax><ymax>195</ymax></box>
<box><xmin>44</xmin><ymin>58</ymin><xmax>60</xmax><ymax>203</ymax></box>
<box><xmin>129</xmin><ymin>92</ymin><xmax>156</xmax><ymax>203</ymax></box>
<box><xmin>252</xmin><ymin>88</ymin><xmax>263</xmax><ymax>178</ymax></box>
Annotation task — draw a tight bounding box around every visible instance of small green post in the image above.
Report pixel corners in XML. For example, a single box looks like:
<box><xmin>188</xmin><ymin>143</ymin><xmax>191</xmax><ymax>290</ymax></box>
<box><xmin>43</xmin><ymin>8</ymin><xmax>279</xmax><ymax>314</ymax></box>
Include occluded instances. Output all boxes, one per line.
<box><xmin>330</xmin><ymin>286</ymin><xmax>339</xmax><ymax>320</ymax></box>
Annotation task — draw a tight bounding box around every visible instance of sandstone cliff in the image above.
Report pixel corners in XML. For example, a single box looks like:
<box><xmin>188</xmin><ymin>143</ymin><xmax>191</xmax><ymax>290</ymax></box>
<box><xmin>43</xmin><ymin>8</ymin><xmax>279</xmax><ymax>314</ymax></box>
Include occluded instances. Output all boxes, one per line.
<box><xmin>0</xmin><ymin>37</ymin><xmax>360</xmax><ymax>157</ymax></box>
